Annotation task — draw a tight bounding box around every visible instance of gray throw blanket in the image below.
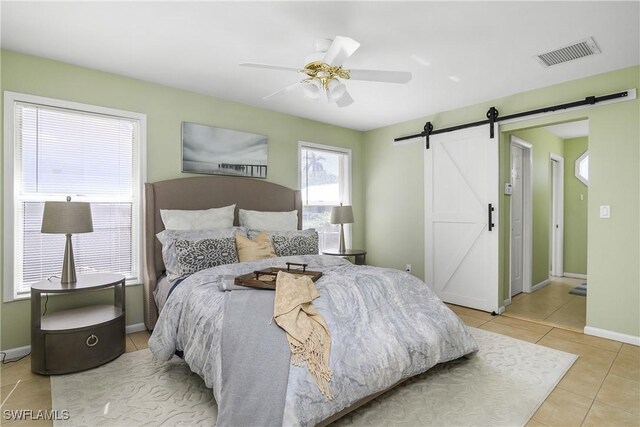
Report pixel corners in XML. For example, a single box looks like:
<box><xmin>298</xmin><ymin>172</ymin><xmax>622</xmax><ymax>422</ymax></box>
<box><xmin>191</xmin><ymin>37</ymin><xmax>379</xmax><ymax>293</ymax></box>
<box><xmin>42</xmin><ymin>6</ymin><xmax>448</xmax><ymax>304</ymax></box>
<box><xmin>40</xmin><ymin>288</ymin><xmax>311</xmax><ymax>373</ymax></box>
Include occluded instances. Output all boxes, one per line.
<box><xmin>217</xmin><ymin>288</ymin><xmax>291</xmax><ymax>427</ymax></box>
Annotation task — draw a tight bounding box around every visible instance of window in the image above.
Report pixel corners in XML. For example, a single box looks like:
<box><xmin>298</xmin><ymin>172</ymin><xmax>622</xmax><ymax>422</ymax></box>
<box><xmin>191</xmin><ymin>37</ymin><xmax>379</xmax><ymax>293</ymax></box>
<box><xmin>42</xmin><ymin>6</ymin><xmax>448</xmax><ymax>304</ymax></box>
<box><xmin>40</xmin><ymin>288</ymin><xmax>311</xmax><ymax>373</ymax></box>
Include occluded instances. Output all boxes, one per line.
<box><xmin>575</xmin><ymin>150</ymin><xmax>589</xmax><ymax>186</ymax></box>
<box><xmin>4</xmin><ymin>92</ymin><xmax>146</xmax><ymax>300</ymax></box>
<box><xmin>299</xmin><ymin>142</ymin><xmax>351</xmax><ymax>252</ymax></box>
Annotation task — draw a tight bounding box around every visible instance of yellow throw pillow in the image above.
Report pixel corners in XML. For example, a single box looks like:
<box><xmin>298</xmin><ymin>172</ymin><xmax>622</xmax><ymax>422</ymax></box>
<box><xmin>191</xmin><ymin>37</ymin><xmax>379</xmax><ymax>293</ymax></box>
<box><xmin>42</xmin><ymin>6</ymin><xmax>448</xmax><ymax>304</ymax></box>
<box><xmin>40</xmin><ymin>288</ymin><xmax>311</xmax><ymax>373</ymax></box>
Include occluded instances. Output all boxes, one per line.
<box><xmin>235</xmin><ymin>231</ymin><xmax>277</xmax><ymax>262</ymax></box>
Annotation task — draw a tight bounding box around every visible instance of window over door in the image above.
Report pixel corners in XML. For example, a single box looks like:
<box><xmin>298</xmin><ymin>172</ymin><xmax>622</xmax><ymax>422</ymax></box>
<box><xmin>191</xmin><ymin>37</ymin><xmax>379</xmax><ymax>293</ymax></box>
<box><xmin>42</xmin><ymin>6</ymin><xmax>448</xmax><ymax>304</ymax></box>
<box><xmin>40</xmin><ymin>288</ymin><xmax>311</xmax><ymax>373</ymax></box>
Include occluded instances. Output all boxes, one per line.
<box><xmin>4</xmin><ymin>92</ymin><xmax>146</xmax><ymax>300</ymax></box>
<box><xmin>298</xmin><ymin>142</ymin><xmax>351</xmax><ymax>252</ymax></box>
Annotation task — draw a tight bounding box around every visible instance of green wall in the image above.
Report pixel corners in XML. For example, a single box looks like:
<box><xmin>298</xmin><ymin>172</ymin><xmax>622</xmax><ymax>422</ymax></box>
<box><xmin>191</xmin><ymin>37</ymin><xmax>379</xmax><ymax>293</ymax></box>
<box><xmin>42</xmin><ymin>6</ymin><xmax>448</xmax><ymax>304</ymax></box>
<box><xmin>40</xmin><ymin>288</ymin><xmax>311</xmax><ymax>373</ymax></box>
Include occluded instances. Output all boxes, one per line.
<box><xmin>363</xmin><ymin>66</ymin><xmax>639</xmax><ymax>338</ymax></box>
<box><xmin>0</xmin><ymin>50</ymin><xmax>364</xmax><ymax>350</ymax></box>
<box><xmin>564</xmin><ymin>137</ymin><xmax>589</xmax><ymax>276</ymax></box>
<box><xmin>2</xmin><ymin>50</ymin><xmax>638</xmax><ymax>348</ymax></box>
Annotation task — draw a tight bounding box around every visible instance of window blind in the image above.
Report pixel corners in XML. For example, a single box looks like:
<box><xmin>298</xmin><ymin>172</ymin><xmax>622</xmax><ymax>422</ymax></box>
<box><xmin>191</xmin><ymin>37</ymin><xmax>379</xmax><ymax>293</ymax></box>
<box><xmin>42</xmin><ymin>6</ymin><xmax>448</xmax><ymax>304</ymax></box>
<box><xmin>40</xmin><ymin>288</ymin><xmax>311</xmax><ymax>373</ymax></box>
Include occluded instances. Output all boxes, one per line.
<box><xmin>14</xmin><ymin>102</ymin><xmax>139</xmax><ymax>294</ymax></box>
<box><xmin>299</xmin><ymin>144</ymin><xmax>351</xmax><ymax>251</ymax></box>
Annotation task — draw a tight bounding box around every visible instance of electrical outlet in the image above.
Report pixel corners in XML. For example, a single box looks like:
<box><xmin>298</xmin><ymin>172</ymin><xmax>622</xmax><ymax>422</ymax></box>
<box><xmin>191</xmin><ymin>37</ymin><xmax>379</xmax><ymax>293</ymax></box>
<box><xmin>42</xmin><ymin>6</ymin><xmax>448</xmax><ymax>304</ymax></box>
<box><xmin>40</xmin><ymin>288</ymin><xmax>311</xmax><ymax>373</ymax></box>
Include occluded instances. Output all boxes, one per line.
<box><xmin>405</xmin><ymin>264</ymin><xmax>412</xmax><ymax>273</ymax></box>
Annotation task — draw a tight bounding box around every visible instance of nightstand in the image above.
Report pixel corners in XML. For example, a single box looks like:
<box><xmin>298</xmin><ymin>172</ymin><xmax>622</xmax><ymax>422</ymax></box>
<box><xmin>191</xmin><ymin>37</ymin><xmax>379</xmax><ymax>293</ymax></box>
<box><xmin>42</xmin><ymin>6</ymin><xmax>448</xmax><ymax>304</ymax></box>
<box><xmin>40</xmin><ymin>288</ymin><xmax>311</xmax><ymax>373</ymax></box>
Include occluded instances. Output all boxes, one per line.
<box><xmin>322</xmin><ymin>248</ymin><xmax>367</xmax><ymax>265</ymax></box>
<box><xmin>31</xmin><ymin>273</ymin><xmax>126</xmax><ymax>375</ymax></box>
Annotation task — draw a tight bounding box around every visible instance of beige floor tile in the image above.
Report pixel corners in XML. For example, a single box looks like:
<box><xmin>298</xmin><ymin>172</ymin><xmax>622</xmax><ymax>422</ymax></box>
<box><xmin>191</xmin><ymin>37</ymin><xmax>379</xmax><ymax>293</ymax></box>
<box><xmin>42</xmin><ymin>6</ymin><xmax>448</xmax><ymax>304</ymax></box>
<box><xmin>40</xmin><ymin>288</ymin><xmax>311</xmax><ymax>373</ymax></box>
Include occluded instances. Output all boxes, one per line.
<box><xmin>1</xmin><ymin>377</ymin><xmax>52</xmax><ymax>412</ymax></box>
<box><xmin>531</xmin><ymin>387</ymin><xmax>592</xmax><ymax>427</ymax></box>
<box><xmin>544</xmin><ymin>299</ymin><xmax>586</xmax><ymax>330</ymax></box>
<box><xmin>505</xmin><ymin>279</ymin><xmax>587</xmax><ymax>330</ymax></box>
<box><xmin>0</xmin><ymin>356</ymin><xmax>45</xmax><ymax>388</ymax></box>
<box><xmin>621</xmin><ymin>344</ymin><xmax>640</xmax><ymax>357</ymax></box>
<box><xmin>491</xmin><ymin>315</ymin><xmax>553</xmax><ymax>335</ymax></box>
<box><xmin>596</xmin><ymin>374</ymin><xmax>640</xmax><ymax>415</ymax></box>
<box><xmin>129</xmin><ymin>331</ymin><xmax>151</xmax><ymax>350</ymax></box>
<box><xmin>445</xmin><ymin>304</ymin><xmax>494</xmax><ymax>321</ymax></box>
<box><xmin>125</xmin><ymin>336</ymin><xmax>137</xmax><ymax>353</ymax></box>
<box><xmin>506</xmin><ymin>301</ymin><xmax>559</xmax><ymax>320</ymax></box>
<box><xmin>610</xmin><ymin>351</ymin><xmax>640</xmax><ymax>382</ymax></box>
<box><xmin>457</xmin><ymin>313</ymin><xmax>490</xmax><ymax>328</ymax></box>
<box><xmin>537</xmin><ymin>335</ymin><xmax>617</xmax><ymax>369</ymax></box>
<box><xmin>582</xmin><ymin>401</ymin><xmax>640</xmax><ymax>427</ymax></box>
<box><xmin>547</xmin><ymin>328</ymin><xmax>622</xmax><ymax>353</ymax></box>
<box><xmin>556</xmin><ymin>358</ymin><xmax>609</xmax><ymax>399</ymax></box>
<box><xmin>480</xmin><ymin>321</ymin><xmax>547</xmax><ymax>343</ymax></box>
<box><xmin>525</xmin><ymin>418</ymin><xmax>548</xmax><ymax>426</ymax></box>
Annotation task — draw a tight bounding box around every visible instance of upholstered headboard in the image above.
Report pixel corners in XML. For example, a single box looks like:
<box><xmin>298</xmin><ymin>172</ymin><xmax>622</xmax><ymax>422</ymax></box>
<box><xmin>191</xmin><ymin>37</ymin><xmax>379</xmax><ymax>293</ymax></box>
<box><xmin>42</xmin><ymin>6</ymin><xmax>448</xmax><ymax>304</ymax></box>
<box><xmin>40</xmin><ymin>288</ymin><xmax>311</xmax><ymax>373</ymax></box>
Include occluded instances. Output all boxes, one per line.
<box><xmin>143</xmin><ymin>176</ymin><xmax>302</xmax><ymax>330</ymax></box>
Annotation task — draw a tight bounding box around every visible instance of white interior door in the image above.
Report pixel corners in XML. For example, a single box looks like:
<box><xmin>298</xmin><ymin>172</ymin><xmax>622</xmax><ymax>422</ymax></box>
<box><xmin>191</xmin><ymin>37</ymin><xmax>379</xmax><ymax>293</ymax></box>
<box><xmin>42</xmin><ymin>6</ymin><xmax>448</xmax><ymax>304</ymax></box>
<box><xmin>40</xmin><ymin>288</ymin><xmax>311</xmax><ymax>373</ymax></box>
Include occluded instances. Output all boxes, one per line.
<box><xmin>550</xmin><ymin>154</ymin><xmax>564</xmax><ymax>277</ymax></box>
<box><xmin>425</xmin><ymin>125</ymin><xmax>499</xmax><ymax>313</ymax></box>
<box><xmin>510</xmin><ymin>144</ymin><xmax>524</xmax><ymax>296</ymax></box>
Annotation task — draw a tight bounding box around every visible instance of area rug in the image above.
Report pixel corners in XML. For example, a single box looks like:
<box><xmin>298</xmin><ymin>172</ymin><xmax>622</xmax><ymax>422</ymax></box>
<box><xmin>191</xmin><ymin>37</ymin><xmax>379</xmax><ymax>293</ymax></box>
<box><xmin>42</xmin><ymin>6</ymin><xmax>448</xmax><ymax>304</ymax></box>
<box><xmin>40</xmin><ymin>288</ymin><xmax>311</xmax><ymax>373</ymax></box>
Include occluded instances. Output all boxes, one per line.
<box><xmin>51</xmin><ymin>328</ymin><xmax>577</xmax><ymax>427</ymax></box>
<box><xmin>569</xmin><ymin>283</ymin><xmax>587</xmax><ymax>296</ymax></box>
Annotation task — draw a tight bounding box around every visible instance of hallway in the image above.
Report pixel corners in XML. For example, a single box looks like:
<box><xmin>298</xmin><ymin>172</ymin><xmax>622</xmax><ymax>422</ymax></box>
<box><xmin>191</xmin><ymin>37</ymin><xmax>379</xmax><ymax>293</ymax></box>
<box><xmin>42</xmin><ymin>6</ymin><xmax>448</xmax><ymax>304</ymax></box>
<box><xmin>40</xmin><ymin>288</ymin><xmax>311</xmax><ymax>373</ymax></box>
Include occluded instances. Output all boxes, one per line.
<box><xmin>504</xmin><ymin>276</ymin><xmax>586</xmax><ymax>331</ymax></box>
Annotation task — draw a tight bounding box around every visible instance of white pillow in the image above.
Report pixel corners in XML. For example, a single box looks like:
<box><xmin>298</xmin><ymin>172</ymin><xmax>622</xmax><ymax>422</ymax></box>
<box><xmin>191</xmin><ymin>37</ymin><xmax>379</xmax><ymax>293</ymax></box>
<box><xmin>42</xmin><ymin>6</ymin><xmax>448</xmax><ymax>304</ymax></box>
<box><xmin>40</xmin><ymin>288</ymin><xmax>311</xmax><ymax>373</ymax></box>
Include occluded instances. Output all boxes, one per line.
<box><xmin>160</xmin><ymin>205</ymin><xmax>235</xmax><ymax>230</ymax></box>
<box><xmin>239</xmin><ymin>209</ymin><xmax>298</xmax><ymax>231</ymax></box>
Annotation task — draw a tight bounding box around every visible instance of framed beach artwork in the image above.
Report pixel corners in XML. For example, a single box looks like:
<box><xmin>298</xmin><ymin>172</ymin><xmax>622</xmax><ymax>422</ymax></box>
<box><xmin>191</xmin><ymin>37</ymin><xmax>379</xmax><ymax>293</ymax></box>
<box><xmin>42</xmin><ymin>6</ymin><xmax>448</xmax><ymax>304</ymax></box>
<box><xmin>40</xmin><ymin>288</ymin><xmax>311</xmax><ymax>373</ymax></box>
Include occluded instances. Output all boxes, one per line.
<box><xmin>182</xmin><ymin>122</ymin><xmax>268</xmax><ymax>178</ymax></box>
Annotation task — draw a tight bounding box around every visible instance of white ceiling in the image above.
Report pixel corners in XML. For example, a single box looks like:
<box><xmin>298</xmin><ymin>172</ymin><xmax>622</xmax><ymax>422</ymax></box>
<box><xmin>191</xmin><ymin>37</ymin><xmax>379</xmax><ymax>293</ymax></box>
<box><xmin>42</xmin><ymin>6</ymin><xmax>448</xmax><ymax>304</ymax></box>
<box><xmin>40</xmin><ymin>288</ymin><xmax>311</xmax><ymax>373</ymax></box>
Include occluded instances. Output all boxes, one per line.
<box><xmin>545</xmin><ymin>120</ymin><xmax>590</xmax><ymax>139</ymax></box>
<box><xmin>1</xmin><ymin>1</ymin><xmax>638</xmax><ymax>131</ymax></box>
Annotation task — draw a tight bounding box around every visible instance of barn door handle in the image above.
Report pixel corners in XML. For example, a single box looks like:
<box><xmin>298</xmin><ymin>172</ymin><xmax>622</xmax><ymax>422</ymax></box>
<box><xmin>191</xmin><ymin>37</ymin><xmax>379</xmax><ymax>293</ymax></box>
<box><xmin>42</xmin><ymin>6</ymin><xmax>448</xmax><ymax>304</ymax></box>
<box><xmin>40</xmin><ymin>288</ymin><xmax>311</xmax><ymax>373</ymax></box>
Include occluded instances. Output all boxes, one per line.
<box><xmin>488</xmin><ymin>203</ymin><xmax>495</xmax><ymax>231</ymax></box>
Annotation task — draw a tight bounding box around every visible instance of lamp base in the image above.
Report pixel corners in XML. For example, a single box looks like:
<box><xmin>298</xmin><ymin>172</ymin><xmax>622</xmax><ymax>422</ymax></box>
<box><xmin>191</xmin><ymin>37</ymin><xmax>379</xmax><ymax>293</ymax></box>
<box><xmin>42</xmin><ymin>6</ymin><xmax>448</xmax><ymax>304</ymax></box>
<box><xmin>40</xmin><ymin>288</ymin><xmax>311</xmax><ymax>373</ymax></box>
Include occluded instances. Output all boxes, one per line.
<box><xmin>339</xmin><ymin>224</ymin><xmax>346</xmax><ymax>253</ymax></box>
<box><xmin>61</xmin><ymin>233</ymin><xmax>77</xmax><ymax>284</ymax></box>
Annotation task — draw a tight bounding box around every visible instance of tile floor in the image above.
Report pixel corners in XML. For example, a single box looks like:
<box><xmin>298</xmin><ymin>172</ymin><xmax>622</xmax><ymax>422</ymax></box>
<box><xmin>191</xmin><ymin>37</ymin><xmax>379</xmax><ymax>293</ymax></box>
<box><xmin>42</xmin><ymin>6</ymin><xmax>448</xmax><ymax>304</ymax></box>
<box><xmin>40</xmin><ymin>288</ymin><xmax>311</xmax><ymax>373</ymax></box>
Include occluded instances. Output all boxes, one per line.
<box><xmin>504</xmin><ymin>276</ymin><xmax>587</xmax><ymax>331</ymax></box>
<box><xmin>1</xmin><ymin>315</ymin><xmax>638</xmax><ymax>427</ymax></box>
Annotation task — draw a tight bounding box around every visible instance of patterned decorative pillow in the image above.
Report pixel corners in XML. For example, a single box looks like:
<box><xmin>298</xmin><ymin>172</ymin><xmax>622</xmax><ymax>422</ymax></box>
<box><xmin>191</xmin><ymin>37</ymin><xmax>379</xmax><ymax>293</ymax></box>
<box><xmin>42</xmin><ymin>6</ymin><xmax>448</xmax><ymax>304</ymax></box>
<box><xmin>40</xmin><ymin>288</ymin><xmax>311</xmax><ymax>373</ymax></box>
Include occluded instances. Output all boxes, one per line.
<box><xmin>271</xmin><ymin>231</ymin><xmax>319</xmax><ymax>257</ymax></box>
<box><xmin>157</xmin><ymin>227</ymin><xmax>247</xmax><ymax>281</ymax></box>
<box><xmin>175</xmin><ymin>237</ymin><xmax>238</xmax><ymax>277</ymax></box>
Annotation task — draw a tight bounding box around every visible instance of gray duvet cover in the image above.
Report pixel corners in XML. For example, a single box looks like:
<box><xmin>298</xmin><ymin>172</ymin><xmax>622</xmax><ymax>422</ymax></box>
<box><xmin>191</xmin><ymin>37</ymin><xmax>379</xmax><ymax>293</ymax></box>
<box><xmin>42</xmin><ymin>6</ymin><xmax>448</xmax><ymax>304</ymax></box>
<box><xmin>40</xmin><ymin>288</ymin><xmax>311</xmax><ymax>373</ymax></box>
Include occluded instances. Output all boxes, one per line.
<box><xmin>148</xmin><ymin>255</ymin><xmax>478</xmax><ymax>426</ymax></box>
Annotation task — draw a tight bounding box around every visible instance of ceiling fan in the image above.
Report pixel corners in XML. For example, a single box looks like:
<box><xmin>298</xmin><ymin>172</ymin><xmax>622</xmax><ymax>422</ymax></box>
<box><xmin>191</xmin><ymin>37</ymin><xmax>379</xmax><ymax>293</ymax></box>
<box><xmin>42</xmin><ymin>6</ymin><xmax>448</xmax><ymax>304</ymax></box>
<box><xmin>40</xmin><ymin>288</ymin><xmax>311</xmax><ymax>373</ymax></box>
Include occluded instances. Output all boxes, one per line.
<box><xmin>240</xmin><ymin>36</ymin><xmax>412</xmax><ymax>107</ymax></box>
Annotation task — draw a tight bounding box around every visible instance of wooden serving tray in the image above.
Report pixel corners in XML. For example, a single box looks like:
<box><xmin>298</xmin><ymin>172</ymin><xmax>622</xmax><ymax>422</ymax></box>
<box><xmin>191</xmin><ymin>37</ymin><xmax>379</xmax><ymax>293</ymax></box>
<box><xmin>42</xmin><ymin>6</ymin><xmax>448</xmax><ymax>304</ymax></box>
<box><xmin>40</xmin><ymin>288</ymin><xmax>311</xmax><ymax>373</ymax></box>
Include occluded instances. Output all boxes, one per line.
<box><xmin>234</xmin><ymin>262</ymin><xmax>322</xmax><ymax>290</ymax></box>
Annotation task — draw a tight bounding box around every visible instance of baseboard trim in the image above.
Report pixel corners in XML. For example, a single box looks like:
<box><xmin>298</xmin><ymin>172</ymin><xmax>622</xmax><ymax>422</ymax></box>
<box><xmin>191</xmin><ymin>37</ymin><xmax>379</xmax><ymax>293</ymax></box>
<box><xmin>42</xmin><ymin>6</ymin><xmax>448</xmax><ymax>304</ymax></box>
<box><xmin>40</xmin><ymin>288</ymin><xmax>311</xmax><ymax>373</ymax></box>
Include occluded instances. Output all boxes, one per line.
<box><xmin>503</xmin><ymin>298</ymin><xmax>512</xmax><ymax>307</ymax></box>
<box><xmin>125</xmin><ymin>323</ymin><xmax>147</xmax><ymax>334</ymax></box>
<box><xmin>0</xmin><ymin>345</ymin><xmax>31</xmax><ymax>361</ymax></box>
<box><xmin>564</xmin><ymin>272</ymin><xmax>587</xmax><ymax>280</ymax></box>
<box><xmin>531</xmin><ymin>279</ymin><xmax>551</xmax><ymax>292</ymax></box>
<box><xmin>497</xmin><ymin>305</ymin><xmax>506</xmax><ymax>315</ymax></box>
<box><xmin>584</xmin><ymin>326</ymin><xmax>640</xmax><ymax>346</ymax></box>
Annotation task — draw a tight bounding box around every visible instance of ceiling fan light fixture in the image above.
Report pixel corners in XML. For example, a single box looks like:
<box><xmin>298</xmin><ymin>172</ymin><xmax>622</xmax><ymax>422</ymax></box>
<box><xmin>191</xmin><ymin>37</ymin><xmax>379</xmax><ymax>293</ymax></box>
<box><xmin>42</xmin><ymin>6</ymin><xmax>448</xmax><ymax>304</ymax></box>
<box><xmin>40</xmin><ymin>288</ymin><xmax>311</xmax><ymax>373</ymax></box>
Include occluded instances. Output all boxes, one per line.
<box><xmin>327</xmin><ymin>79</ymin><xmax>346</xmax><ymax>102</ymax></box>
<box><xmin>303</xmin><ymin>80</ymin><xmax>322</xmax><ymax>99</ymax></box>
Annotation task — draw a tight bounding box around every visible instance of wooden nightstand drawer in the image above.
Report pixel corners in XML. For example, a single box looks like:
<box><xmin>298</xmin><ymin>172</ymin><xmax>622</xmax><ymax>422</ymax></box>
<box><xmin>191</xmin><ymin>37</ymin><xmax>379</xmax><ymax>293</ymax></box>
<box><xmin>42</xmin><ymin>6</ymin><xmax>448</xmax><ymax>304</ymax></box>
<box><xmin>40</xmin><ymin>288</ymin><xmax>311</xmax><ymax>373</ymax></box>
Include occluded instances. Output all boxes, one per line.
<box><xmin>43</xmin><ymin>316</ymin><xmax>125</xmax><ymax>374</ymax></box>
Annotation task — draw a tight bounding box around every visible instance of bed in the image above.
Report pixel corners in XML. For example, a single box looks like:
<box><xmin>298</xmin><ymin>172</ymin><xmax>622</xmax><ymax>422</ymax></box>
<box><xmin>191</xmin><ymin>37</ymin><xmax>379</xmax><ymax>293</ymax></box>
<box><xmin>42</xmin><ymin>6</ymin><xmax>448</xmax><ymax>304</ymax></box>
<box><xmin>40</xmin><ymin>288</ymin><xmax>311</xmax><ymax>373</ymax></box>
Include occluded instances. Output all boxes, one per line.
<box><xmin>143</xmin><ymin>176</ymin><xmax>478</xmax><ymax>426</ymax></box>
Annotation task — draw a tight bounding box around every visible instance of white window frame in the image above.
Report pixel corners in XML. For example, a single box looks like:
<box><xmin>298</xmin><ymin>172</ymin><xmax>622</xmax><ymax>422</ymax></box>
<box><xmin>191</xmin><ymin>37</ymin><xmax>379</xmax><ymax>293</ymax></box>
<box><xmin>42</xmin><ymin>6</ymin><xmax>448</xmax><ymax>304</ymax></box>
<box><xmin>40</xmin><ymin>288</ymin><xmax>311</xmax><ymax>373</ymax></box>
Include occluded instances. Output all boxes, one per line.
<box><xmin>298</xmin><ymin>141</ymin><xmax>352</xmax><ymax>248</ymax></box>
<box><xmin>575</xmin><ymin>150</ymin><xmax>589</xmax><ymax>186</ymax></box>
<box><xmin>3</xmin><ymin>91</ymin><xmax>147</xmax><ymax>301</ymax></box>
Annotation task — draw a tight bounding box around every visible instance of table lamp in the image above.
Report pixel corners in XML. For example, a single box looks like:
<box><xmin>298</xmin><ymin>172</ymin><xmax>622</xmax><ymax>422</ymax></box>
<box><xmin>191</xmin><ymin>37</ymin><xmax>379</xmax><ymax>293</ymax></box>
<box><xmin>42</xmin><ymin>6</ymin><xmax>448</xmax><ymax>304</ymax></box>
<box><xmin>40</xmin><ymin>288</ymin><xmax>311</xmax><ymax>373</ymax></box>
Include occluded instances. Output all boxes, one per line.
<box><xmin>330</xmin><ymin>204</ymin><xmax>354</xmax><ymax>253</ymax></box>
<box><xmin>41</xmin><ymin>196</ymin><xmax>93</xmax><ymax>284</ymax></box>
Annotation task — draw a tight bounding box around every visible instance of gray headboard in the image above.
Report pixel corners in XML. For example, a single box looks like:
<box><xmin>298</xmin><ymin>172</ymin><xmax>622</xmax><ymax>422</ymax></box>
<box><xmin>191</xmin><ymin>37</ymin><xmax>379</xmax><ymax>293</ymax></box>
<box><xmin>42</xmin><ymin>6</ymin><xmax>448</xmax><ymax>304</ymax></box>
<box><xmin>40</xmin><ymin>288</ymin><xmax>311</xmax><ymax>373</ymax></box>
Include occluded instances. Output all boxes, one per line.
<box><xmin>143</xmin><ymin>176</ymin><xmax>302</xmax><ymax>330</ymax></box>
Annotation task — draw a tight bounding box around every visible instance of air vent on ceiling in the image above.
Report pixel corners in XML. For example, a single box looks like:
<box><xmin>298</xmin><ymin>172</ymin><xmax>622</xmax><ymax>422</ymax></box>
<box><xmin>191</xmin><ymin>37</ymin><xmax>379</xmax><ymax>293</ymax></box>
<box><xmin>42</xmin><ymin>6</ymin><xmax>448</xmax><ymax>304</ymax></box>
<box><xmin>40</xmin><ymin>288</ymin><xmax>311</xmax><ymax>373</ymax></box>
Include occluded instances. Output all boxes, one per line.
<box><xmin>535</xmin><ymin>37</ymin><xmax>601</xmax><ymax>68</ymax></box>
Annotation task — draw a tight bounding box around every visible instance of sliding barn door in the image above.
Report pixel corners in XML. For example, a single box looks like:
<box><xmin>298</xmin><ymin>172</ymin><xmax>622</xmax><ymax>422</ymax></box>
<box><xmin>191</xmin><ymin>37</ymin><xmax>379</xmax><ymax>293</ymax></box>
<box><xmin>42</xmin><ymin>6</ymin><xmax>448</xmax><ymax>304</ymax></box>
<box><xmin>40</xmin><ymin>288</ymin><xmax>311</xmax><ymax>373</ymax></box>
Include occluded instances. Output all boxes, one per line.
<box><xmin>424</xmin><ymin>126</ymin><xmax>499</xmax><ymax>313</ymax></box>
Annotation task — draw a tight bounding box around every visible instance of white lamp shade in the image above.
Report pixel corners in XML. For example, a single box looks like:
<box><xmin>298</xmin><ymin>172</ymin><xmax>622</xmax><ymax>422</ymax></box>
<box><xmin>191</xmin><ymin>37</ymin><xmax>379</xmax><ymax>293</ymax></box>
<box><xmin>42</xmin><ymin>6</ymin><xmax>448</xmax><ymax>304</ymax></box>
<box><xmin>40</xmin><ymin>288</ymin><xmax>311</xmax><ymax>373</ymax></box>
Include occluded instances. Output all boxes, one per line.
<box><xmin>41</xmin><ymin>201</ymin><xmax>93</xmax><ymax>234</ymax></box>
<box><xmin>327</xmin><ymin>79</ymin><xmax>346</xmax><ymax>102</ymax></box>
<box><xmin>330</xmin><ymin>205</ymin><xmax>354</xmax><ymax>225</ymax></box>
<box><xmin>303</xmin><ymin>80</ymin><xmax>322</xmax><ymax>99</ymax></box>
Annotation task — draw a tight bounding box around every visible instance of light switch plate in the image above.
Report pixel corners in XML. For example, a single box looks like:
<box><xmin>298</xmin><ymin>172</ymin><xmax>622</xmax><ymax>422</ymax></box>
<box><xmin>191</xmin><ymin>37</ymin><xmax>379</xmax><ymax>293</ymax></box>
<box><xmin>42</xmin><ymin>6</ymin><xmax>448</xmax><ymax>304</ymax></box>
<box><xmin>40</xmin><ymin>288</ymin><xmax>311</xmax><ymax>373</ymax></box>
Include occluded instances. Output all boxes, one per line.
<box><xmin>600</xmin><ymin>205</ymin><xmax>610</xmax><ymax>218</ymax></box>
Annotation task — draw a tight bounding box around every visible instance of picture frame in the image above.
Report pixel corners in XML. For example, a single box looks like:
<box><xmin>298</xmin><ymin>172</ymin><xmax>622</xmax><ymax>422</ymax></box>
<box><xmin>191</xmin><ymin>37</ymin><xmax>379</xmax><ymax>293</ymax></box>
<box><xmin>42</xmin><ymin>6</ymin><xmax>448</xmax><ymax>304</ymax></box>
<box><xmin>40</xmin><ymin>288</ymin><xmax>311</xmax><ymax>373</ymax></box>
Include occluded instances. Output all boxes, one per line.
<box><xmin>182</xmin><ymin>122</ymin><xmax>268</xmax><ymax>178</ymax></box>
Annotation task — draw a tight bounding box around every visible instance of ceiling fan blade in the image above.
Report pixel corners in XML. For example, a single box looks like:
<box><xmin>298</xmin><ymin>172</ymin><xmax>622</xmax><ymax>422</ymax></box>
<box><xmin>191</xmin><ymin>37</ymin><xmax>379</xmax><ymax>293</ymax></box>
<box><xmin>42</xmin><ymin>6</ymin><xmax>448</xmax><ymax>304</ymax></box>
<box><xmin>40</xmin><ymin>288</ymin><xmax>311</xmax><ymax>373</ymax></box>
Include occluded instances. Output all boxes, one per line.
<box><xmin>336</xmin><ymin>91</ymin><xmax>354</xmax><ymax>108</ymax></box>
<box><xmin>263</xmin><ymin>82</ymin><xmax>302</xmax><ymax>100</ymax></box>
<box><xmin>348</xmin><ymin>69</ymin><xmax>412</xmax><ymax>84</ymax></box>
<box><xmin>240</xmin><ymin>62</ymin><xmax>301</xmax><ymax>73</ymax></box>
<box><xmin>323</xmin><ymin>36</ymin><xmax>360</xmax><ymax>67</ymax></box>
